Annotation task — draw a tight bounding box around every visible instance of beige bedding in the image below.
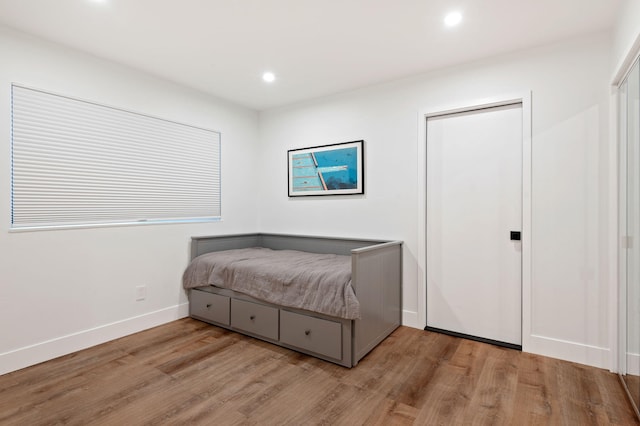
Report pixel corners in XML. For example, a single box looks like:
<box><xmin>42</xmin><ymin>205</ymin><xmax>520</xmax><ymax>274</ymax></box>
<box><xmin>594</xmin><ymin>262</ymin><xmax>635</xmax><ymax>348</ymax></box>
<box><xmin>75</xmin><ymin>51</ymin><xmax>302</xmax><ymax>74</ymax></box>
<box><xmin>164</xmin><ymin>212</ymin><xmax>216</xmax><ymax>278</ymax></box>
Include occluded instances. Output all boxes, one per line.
<box><xmin>182</xmin><ymin>247</ymin><xmax>360</xmax><ymax>319</ymax></box>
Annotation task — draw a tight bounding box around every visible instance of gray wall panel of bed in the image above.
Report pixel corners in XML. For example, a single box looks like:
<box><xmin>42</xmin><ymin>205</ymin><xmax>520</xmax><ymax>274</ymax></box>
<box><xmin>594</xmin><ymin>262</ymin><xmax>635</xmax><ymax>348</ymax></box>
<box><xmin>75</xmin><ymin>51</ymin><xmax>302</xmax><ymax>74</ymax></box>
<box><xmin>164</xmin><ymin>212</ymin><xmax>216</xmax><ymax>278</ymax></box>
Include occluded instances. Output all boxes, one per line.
<box><xmin>190</xmin><ymin>234</ymin><xmax>261</xmax><ymax>259</ymax></box>
<box><xmin>352</xmin><ymin>242</ymin><xmax>402</xmax><ymax>362</ymax></box>
<box><xmin>190</xmin><ymin>233</ymin><xmax>390</xmax><ymax>259</ymax></box>
<box><xmin>187</xmin><ymin>233</ymin><xmax>403</xmax><ymax>367</ymax></box>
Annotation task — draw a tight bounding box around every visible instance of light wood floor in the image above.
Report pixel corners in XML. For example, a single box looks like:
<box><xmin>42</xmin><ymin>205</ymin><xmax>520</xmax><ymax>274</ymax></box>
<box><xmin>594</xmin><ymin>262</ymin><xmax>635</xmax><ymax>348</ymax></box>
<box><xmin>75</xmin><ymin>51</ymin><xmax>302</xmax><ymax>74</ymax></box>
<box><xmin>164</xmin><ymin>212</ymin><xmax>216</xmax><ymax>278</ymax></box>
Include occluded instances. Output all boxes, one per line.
<box><xmin>1</xmin><ymin>319</ymin><xmax>638</xmax><ymax>425</ymax></box>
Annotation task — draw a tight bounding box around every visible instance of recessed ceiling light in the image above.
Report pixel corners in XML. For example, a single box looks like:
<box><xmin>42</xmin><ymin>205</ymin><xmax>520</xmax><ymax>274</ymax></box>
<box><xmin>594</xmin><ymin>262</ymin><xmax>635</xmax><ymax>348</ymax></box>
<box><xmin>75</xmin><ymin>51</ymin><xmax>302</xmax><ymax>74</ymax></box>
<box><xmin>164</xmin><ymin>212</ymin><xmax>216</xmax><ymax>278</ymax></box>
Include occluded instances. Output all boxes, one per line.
<box><xmin>444</xmin><ymin>11</ymin><xmax>462</xmax><ymax>27</ymax></box>
<box><xmin>262</xmin><ymin>72</ymin><xmax>276</xmax><ymax>83</ymax></box>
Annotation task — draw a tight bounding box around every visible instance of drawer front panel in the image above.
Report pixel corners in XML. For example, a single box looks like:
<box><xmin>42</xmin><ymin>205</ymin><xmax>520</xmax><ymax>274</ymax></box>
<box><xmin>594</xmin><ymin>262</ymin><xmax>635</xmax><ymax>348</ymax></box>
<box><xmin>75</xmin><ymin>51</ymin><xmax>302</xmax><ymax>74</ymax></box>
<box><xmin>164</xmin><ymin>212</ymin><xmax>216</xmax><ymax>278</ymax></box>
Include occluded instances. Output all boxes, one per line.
<box><xmin>231</xmin><ymin>299</ymin><xmax>279</xmax><ymax>340</ymax></box>
<box><xmin>280</xmin><ymin>310</ymin><xmax>342</xmax><ymax>360</ymax></box>
<box><xmin>190</xmin><ymin>290</ymin><xmax>230</xmax><ymax>325</ymax></box>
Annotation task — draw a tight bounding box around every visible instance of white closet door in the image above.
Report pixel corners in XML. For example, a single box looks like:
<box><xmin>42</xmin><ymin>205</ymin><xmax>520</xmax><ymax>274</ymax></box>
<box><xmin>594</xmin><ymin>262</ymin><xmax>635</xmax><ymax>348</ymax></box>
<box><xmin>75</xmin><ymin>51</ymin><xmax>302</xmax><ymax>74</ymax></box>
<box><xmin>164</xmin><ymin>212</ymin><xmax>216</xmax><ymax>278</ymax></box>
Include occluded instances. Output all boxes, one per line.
<box><xmin>426</xmin><ymin>103</ymin><xmax>522</xmax><ymax>346</ymax></box>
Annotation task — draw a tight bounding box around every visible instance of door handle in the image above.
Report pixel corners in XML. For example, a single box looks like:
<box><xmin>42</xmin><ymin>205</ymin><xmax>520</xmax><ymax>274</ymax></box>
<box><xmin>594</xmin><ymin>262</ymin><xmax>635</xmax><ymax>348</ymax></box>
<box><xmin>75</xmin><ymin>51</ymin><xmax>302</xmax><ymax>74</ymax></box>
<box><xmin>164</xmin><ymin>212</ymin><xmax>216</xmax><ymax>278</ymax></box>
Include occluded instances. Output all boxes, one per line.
<box><xmin>510</xmin><ymin>231</ymin><xmax>521</xmax><ymax>241</ymax></box>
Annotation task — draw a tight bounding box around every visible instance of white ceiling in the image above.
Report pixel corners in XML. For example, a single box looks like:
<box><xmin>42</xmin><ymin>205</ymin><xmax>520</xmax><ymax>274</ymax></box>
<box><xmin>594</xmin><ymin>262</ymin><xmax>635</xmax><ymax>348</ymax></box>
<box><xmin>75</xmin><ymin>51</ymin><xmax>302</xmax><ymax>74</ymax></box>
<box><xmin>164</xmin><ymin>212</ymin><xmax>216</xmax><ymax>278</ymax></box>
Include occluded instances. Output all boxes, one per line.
<box><xmin>0</xmin><ymin>0</ymin><xmax>622</xmax><ymax>110</ymax></box>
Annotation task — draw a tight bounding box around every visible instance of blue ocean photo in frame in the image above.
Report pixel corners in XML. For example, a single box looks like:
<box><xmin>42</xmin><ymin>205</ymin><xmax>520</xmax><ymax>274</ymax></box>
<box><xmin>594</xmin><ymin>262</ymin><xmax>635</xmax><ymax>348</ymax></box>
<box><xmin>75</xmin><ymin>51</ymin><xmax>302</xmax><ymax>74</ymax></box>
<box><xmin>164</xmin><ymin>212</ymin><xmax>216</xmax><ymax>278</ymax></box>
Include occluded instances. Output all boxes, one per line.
<box><xmin>288</xmin><ymin>140</ymin><xmax>364</xmax><ymax>197</ymax></box>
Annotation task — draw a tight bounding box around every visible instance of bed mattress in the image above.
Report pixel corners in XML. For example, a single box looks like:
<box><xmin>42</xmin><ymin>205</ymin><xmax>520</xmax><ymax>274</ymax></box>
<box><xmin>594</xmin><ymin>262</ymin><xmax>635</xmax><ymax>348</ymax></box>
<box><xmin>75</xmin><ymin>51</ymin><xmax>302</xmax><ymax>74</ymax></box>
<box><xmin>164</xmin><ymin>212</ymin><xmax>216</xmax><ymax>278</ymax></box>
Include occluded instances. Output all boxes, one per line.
<box><xmin>182</xmin><ymin>247</ymin><xmax>360</xmax><ymax>319</ymax></box>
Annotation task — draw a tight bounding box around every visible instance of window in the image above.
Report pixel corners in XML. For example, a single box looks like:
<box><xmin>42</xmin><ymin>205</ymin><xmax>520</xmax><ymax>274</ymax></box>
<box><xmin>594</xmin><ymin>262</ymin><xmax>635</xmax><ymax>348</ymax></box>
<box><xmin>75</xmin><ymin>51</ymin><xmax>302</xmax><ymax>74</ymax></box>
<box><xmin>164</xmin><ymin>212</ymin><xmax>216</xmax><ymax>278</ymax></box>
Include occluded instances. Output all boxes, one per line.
<box><xmin>11</xmin><ymin>84</ymin><xmax>221</xmax><ymax>230</ymax></box>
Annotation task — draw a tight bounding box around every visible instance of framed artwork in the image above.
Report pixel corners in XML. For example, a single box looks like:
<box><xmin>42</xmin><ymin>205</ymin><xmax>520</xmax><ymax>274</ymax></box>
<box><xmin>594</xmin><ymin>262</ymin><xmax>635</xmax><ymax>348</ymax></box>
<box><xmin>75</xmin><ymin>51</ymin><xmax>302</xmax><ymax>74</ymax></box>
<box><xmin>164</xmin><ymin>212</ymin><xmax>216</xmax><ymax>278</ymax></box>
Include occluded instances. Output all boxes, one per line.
<box><xmin>288</xmin><ymin>140</ymin><xmax>364</xmax><ymax>197</ymax></box>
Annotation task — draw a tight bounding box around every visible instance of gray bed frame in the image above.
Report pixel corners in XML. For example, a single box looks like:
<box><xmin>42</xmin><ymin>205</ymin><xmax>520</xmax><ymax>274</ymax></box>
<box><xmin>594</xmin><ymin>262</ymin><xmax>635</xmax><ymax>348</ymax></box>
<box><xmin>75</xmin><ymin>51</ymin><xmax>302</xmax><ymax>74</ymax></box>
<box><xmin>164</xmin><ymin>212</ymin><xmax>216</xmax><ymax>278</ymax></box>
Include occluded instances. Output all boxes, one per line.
<box><xmin>187</xmin><ymin>233</ymin><xmax>402</xmax><ymax>367</ymax></box>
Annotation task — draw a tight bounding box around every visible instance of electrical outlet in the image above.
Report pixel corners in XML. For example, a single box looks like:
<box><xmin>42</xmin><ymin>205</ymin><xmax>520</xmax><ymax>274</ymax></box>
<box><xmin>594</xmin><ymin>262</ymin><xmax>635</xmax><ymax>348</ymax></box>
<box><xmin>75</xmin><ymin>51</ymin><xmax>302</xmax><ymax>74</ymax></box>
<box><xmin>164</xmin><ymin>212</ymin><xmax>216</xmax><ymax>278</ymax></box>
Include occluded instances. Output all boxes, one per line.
<box><xmin>135</xmin><ymin>285</ymin><xmax>146</xmax><ymax>301</ymax></box>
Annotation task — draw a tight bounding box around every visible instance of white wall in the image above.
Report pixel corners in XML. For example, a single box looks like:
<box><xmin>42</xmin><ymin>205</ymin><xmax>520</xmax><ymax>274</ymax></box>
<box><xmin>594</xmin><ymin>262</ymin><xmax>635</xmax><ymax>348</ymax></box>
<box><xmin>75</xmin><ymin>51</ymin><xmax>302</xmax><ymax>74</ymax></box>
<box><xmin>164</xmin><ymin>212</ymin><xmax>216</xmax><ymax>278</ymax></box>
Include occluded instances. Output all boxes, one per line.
<box><xmin>0</xmin><ymin>26</ymin><xmax>260</xmax><ymax>375</ymax></box>
<box><xmin>258</xmin><ymin>32</ymin><xmax>613</xmax><ymax>368</ymax></box>
<box><xmin>612</xmin><ymin>0</ymin><xmax>640</xmax><ymax>80</ymax></box>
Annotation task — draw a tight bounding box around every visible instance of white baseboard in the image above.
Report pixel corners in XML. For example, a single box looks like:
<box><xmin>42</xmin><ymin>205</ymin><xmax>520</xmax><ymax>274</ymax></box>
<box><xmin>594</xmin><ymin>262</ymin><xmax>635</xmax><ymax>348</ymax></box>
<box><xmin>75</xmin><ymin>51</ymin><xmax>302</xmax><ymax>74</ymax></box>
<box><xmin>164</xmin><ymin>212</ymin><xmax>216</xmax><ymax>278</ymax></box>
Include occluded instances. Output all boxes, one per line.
<box><xmin>0</xmin><ymin>303</ymin><xmax>189</xmax><ymax>376</ymax></box>
<box><xmin>402</xmin><ymin>309</ymin><xmax>421</xmax><ymax>329</ymax></box>
<box><xmin>527</xmin><ymin>334</ymin><xmax>610</xmax><ymax>369</ymax></box>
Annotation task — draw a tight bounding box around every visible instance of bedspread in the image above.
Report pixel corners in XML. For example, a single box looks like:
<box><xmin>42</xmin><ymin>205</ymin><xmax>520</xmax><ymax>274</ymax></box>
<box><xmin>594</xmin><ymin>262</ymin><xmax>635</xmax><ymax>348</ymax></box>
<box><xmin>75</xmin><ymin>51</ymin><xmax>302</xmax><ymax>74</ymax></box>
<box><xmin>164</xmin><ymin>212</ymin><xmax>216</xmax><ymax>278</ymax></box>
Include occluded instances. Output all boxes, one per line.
<box><xmin>182</xmin><ymin>247</ymin><xmax>360</xmax><ymax>319</ymax></box>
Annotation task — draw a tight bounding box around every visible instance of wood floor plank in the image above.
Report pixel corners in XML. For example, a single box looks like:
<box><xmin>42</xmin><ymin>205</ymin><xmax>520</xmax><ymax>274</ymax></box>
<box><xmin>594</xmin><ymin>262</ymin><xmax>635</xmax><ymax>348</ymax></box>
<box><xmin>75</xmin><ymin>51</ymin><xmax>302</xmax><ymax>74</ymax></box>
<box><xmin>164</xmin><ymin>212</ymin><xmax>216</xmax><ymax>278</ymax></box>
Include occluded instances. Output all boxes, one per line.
<box><xmin>0</xmin><ymin>319</ymin><xmax>637</xmax><ymax>425</ymax></box>
<box><xmin>366</xmin><ymin>400</ymin><xmax>419</xmax><ymax>426</ymax></box>
<box><xmin>599</xmin><ymin>371</ymin><xmax>639</xmax><ymax>425</ymax></box>
<box><xmin>626</xmin><ymin>374</ymin><xmax>640</xmax><ymax>413</ymax></box>
<box><xmin>462</xmin><ymin>349</ymin><xmax>520</xmax><ymax>426</ymax></box>
<box><xmin>392</xmin><ymin>332</ymin><xmax>460</xmax><ymax>408</ymax></box>
<box><xmin>244</xmin><ymin>372</ymin><xmax>341</xmax><ymax>423</ymax></box>
<box><xmin>507</xmin><ymin>353</ymin><xmax>557</xmax><ymax>425</ymax></box>
<box><xmin>413</xmin><ymin>337</ymin><xmax>491</xmax><ymax>424</ymax></box>
<box><xmin>556</xmin><ymin>359</ymin><xmax>607</xmax><ymax>425</ymax></box>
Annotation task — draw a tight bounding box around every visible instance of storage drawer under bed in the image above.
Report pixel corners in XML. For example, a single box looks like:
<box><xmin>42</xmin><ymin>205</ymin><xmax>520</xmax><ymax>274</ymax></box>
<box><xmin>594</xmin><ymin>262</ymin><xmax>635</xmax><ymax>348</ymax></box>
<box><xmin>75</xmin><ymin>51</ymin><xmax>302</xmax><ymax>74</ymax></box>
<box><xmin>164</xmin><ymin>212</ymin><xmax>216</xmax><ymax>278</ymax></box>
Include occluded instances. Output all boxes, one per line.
<box><xmin>280</xmin><ymin>310</ymin><xmax>342</xmax><ymax>360</ymax></box>
<box><xmin>231</xmin><ymin>299</ymin><xmax>279</xmax><ymax>341</ymax></box>
<box><xmin>190</xmin><ymin>290</ymin><xmax>230</xmax><ymax>325</ymax></box>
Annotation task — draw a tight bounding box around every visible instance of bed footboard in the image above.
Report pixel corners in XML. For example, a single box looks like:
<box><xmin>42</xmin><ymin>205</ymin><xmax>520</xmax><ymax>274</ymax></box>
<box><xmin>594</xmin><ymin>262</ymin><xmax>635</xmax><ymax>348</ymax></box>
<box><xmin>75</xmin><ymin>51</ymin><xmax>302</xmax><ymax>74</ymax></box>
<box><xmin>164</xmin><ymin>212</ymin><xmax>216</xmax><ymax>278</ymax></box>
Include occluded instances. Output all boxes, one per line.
<box><xmin>351</xmin><ymin>241</ymin><xmax>402</xmax><ymax>365</ymax></box>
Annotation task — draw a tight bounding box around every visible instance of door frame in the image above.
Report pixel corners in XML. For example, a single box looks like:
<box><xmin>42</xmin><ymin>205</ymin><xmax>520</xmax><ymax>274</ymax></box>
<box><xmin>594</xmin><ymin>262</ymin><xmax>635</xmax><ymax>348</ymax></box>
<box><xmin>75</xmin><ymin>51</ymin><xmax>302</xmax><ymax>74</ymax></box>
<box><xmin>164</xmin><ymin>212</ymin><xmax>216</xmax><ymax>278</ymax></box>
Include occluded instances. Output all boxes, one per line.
<box><xmin>611</xmin><ymin>34</ymin><xmax>640</xmax><ymax>376</ymax></box>
<box><xmin>416</xmin><ymin>92</ymin><xmax>532</xmax><ymax>353</ymax></box>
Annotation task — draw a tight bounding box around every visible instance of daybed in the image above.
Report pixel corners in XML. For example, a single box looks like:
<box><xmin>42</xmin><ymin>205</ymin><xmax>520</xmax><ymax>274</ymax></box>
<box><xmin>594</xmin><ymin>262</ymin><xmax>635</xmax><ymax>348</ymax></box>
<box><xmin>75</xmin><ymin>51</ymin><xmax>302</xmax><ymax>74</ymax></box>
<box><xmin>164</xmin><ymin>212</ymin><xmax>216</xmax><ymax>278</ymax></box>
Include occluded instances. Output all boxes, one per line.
<box><xmin>183</xmin><ymin>233</ymin><xmax>402</xmax><ymax>367</ymax></box>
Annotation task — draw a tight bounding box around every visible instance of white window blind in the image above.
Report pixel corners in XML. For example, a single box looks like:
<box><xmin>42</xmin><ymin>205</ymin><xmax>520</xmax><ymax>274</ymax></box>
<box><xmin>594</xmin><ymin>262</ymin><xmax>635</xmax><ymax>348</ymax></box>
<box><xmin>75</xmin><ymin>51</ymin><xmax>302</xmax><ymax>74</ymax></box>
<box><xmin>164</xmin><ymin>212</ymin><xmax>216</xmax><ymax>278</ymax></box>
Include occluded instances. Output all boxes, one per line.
<box><xmin>11</xmin><ymin>84</ymin><xmax>221</xmax><ymax>229</ymax></box>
